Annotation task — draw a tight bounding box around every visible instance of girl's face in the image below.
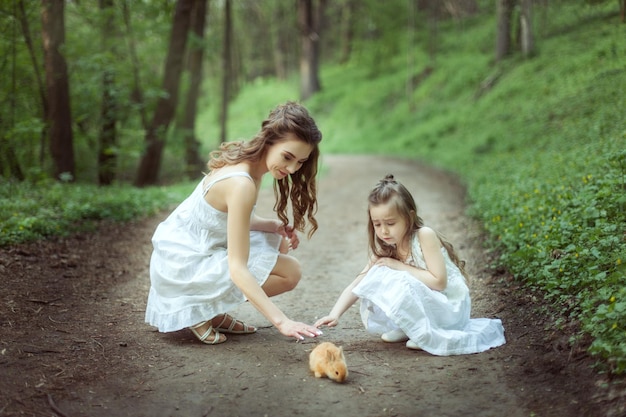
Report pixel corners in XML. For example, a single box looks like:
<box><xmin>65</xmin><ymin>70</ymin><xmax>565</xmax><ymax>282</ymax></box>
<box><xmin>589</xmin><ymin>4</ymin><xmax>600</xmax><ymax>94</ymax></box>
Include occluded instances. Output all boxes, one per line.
<box><xmin>369</xmin><ymin>201</ymin><xmax>409</xmax><ymax>247</ymax></box>
<box><xmin>265</xmin><ymin>133</ymin><xmax>314</xmax><ymax>180</ymax></box>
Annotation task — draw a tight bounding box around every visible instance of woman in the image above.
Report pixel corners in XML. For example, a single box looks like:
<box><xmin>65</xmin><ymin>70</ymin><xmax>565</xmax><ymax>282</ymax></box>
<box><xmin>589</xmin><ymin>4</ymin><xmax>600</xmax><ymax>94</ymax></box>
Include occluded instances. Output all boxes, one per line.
<box><xmin>145</xmin><ymin>102</ymin><xmax>323</xmax><ymax>344</ymax></box>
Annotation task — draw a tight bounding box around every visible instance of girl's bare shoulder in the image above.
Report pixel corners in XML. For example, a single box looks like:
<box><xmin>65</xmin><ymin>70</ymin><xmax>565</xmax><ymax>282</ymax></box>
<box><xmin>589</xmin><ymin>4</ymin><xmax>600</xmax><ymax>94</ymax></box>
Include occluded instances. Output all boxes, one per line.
<box><xmin>416</xmin><ymin>226</ymin><xmax>441</xmax><ymax>247</ymax></box>
<box><xmin>417</xmin><ymin>226</ymin><xmax>437</xmax><ymax>239</ymax></box>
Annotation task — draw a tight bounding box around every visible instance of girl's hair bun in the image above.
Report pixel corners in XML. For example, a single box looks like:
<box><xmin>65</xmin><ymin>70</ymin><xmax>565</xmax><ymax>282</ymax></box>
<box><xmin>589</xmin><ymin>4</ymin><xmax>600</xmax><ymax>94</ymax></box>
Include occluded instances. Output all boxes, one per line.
<box><xmin>381</xmin><ymin>174</ymin><xmax>396</xmax><ymax>184</ymax></box>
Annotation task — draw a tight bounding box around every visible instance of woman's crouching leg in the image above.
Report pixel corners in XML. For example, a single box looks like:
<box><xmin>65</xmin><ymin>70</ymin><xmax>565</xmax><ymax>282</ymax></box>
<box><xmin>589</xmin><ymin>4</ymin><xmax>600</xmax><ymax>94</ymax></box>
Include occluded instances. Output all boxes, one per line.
<box><xmin>262</xmin><ymin>254</ymin><xmax>302</xmax><ymax>297</ymax></box>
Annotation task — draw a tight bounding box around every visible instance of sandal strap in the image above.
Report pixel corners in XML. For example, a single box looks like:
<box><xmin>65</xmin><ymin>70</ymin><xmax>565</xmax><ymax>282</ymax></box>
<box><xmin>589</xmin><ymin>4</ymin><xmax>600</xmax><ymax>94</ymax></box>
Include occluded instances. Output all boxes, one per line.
<box><xmin>190</xmin><ymin>321</ymin><xmax>222</xmax><ymax>344</ymax></box>
<box><xmin>213</xmin><ymin>313</ymin><xmax>255</xmax><ymax>334</ymax></box>
<box><xmin>215</xmin><ymin>314</ymin><xmax>237</xmax><ymax>332</ymax></box>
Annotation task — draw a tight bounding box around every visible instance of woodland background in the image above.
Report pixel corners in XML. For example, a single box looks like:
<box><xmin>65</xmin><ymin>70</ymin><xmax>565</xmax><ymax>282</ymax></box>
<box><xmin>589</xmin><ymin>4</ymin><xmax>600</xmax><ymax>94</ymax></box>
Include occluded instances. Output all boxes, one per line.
<box><xmin>1</xmin><ymin>0</ymin><xmax>625</xmax><ymax>379</ymax></box>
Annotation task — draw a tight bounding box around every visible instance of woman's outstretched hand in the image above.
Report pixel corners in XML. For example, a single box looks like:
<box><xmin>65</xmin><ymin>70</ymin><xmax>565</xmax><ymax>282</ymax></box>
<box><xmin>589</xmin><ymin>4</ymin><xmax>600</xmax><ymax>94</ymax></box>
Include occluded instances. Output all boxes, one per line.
<box><xmin>278</xmin><ymin>319</ymin><xmax>323</xmax><ymax>341</ymax></box>
<box><xmin>314</xmin><ymin>316</ymin><xmax>339</xmax><ymax>328</ymax></box>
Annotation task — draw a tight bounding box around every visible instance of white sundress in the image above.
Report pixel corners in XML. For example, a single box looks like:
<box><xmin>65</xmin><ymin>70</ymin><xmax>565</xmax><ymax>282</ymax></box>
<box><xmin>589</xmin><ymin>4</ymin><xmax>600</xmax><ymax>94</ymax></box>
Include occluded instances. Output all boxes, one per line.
<box><xmin>352</xmin><ymin>234</ymin><xmax>506</xmax><ymax>356</ymax></box>
<box><xmin>145</xmin><ymin>172</ymin><xmax>283</xmax><ymax>333</ymax></box>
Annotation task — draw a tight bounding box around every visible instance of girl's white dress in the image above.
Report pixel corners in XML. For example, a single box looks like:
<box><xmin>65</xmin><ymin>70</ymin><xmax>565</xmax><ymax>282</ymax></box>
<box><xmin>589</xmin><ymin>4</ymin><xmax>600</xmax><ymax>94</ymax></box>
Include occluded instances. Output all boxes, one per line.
<box><xmin>145</xmin><ymin>172</ymin><xmax>282</xmax><ymax>332</ymax></box>
<box><xmin>352</xmin><ymin>234</ymin><xmax>505</xmax><ymax>356</ymax></box>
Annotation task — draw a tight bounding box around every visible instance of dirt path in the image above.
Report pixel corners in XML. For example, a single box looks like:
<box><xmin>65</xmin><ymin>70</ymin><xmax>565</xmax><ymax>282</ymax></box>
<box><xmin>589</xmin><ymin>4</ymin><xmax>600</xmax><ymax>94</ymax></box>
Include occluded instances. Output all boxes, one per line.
<box><xmin>1</xmin><ymin>155</ymin><xmax>621</xmax><ymax>417</ymax></box>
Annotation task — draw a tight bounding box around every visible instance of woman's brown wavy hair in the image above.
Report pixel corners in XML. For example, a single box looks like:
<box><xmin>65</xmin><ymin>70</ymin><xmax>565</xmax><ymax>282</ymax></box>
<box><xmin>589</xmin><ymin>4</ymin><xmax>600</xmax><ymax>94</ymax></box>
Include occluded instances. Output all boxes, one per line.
<box><xmin>207</xmin><ymin>102</ymin><xmax>322</xmax><ymax>238</ymax></box>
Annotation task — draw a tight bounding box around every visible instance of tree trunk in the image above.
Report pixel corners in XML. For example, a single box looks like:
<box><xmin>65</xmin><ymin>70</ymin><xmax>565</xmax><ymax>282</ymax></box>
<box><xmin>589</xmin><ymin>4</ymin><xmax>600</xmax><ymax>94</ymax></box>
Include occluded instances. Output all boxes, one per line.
<box><xmin>314</xmin><ymin>0</ymin><xmax>326</xmax><ymax>83</ymax></box>
<box><xmin>1</xmin><ymin>146</ymin><xmax>25</xmax><ymax>181</ymax></box>
<box><xmin>182</xmin><ymin>0</ymin><xmax>208</xmax><ymax>178</ymax></box>
<box><xmin>41</xmin><ymin>0</ymin><xmax>75</xmax><ymax>181</ymax></box>
<box><xmin>495</xmin><ymin>0</ymin><xmax>514</xmax><ymax>62</ymax></box>
<box><xmin>98</xmin><ymin>0</ymin><xmax>117</xmax><ymax>185</ymax></box>
<box><xmin>339</xmin><ymin>0</ymin><xmax>355</xmax><ymax>64</ymax></box>
<box><xmin>219</xmin><ymin>0</ymin><xmax>232</xmax><ymax>144</ymax></box>
<box><xmin>272</xmin><ymin>1</ymin><xmax>289</xmax><ymax>80</ymax></box>
<box><xmin>519</xmin><ymin>0</ymin><xmax>534</xmax><ymax>57</ymax></box>
<box><xmin>18</xmin><ymin>0</ymin><xmax>48</xmax><ymax>167</ymax></box>
<box><xmin>122</xmin><ymin>0</ymin><xmax>148</xmax><ymax>130</ymax></box>
<box><xmin>5</xmin><ymin>2</ymin><xmax>24</xmax><ymax>180</ymax></box>
<box><xmin>0</xmin><ymin>128</ymin><xmax>25</xmax><ymax>179</ymax></box>
<box><xmin>298</xmin><ymin>0</ymin><xmax>321</xmax><ymax>101</ymax></box>
<box><xmin>135</xmin><ymin>0</ymin><xmax>193</xmax><ymax>187</ymax></box>
<box><xmin>407</xmin><ymin>0</ymin><xmax>415</xmax><ymax>111</ymax></box>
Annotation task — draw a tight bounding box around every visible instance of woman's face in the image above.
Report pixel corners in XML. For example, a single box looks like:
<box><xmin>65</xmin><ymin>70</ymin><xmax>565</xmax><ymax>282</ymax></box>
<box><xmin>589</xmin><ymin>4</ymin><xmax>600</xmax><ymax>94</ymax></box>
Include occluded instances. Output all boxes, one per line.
<box><xmin>265</xmin><ymin>133</ymin><xmax>314</xmax><ymax>180</ymax></box>
<box><xmin>369</xmin><ymin>201</ymin><xmax>408</xmax><ymax>247</ymax></box>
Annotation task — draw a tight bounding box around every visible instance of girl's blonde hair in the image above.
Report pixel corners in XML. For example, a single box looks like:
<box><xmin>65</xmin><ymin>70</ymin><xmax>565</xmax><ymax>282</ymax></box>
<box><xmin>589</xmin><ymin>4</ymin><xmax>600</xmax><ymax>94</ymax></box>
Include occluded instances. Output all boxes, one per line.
<box><xmin>208</xmin><ymin>102</ymin><xmax>322</xmax><ymax>238</ymax></box>
<box><xmin>367</xmin><ymin>174</ymin><xmax>467</xmax><ymax>277</ymax></box>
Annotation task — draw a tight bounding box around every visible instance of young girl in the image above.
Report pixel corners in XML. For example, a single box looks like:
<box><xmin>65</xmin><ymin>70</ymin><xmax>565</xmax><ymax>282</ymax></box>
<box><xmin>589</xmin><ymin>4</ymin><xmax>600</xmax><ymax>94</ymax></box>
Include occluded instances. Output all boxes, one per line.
<box><xmin>315</xmin><ymin>175</ymin><xmax>505</xmax><ymax>355</ymax></box>
<box><xmin>146</xmin><ymin>102</ymin><xmax>324</xmax><ymax>345</ymax></box>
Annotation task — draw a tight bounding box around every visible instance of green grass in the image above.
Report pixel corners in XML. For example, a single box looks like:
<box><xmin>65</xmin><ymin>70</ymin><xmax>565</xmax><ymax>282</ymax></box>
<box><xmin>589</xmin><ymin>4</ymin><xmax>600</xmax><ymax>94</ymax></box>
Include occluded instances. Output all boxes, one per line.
<box><xmin>0</xmin><ymin>179</ymin><xmax>193</xmax><ymax>247</ymax></box>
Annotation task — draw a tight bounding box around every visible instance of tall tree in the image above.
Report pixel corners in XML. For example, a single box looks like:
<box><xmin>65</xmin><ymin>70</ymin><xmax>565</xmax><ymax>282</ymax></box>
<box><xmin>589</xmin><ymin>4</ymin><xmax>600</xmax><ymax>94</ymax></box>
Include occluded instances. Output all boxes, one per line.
<box><xmin>298</xmin><ymin>0</ymin><xmax>322</xmax><ymax>100</ymax></box>
<box><xmin>180</xmin><ymin>0</ymin><xmax>209</xmax><ymax>178</ymax></box>
<box><xmin>41</xmin><ymin>0</ymin><xmax>75</xmax><ymax>181</ymax></box>
<box><xmin>315</xmin><ymin>0</ymin><xmax>327</xmax><ymax>68</ymax></box>
<box><xmin>135</xmin><ymin>0</ymin><xmax>193</xmax><ymax>186</ymax></box>
<box><xmin>519</xmin><ymin>0</ymin><xmax>534</xmax><ymax>57</ymax></box>
<box><xmin>0</xmin><ymin>132</ymin><xmax>24</xmax><ymax>180</ymax></box>
<box><xmin>272</xmin><ymin>1</ymin><xmax>290</xmax><ymax>79</ymax></box>
<box><xmin>495</xmin><ymin>0</ymin><xmax>514</xmax><ymax>61</ymax></box>
<box><xmin>97</xmin><ymin>0</ymin><xmax>118</xmax><ymax>185</ymax></box>
<box><xmin>407</xmin><ymin>0</ymin><xmax>417</xmax><ymax>112</ymax></box>
<box><xmin>339</xmin><ymin>0</ymin><xmax>355</xmax><ymax>64</ymax></box>
<box><xmin>3</xmin><ymin>0</ymin><xmax>24</xmax><ymax>180</ymax></box>
<box><xmin>122</xmin><ymin>0</ymin><xmax>148</xmax><ymax>130</ymax></box>
<box><xmin>219</xmin><ymin>0</ymin><xmax>232</xmax><ymax>144</ymax></box>
<box><xmin>18</xmin><ymin>0</ymin><xmax>47</xmax><ymax>168</ymax></box>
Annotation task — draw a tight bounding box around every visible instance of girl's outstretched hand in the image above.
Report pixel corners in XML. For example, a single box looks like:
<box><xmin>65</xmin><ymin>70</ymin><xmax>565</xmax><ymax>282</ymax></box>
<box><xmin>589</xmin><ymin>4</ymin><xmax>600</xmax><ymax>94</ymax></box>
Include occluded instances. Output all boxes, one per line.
<box><xmin>277</xmin><ymin>319</ymin><xmax>323</xmax><ymax>341</ymax></box>
<box><xmin>314</xmin><ymin>316</ymin><xmax>339</xmax><ymax>328</ymax></box>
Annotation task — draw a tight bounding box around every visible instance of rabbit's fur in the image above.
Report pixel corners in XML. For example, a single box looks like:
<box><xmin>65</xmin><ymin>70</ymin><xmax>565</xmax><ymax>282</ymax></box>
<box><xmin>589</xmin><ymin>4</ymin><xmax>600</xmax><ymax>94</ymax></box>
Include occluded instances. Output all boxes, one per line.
<box><xmin>309</xmin><ymin>342</ymin><xmax>348</xmax><ymax>383</ymax></box>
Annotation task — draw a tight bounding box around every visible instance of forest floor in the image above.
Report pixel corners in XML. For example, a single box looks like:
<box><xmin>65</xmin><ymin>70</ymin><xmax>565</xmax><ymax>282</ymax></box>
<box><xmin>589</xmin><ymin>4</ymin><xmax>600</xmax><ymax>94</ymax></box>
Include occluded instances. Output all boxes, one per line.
<box><xmin>1</xmin><ymin>155</ymin><xmax>625</xmax><ymax>417</ymax></box>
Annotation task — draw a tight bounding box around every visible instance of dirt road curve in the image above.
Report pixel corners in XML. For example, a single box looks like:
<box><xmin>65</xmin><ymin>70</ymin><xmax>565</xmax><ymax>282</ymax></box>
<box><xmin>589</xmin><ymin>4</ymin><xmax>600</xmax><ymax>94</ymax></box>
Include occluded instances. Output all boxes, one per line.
<box><xmin>1</xmin><ymin>155</ymin><xmax>619</xmax><ymax>417</ymax></box>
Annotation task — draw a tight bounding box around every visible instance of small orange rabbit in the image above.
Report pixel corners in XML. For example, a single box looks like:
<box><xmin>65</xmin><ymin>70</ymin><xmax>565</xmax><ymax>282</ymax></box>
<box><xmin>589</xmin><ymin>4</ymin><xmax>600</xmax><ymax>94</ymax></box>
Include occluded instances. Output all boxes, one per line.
<box><xmin>309</xmin><ymin>342</ymin><xmax>348</xmax><ymax>383</ymax></box>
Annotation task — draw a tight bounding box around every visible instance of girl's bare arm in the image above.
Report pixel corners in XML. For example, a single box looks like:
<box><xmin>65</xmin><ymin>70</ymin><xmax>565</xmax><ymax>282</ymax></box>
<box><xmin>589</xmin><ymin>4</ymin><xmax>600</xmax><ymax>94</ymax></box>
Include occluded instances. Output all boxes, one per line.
<box><xmin>374</xmin><ymin>227</ymin><xmax>447</xmax><ymax>291</ymax></box>
<box><xmin>314</xmin><ymin>265</ymin><xmax>370</xmax><ymax>327</ymax></box>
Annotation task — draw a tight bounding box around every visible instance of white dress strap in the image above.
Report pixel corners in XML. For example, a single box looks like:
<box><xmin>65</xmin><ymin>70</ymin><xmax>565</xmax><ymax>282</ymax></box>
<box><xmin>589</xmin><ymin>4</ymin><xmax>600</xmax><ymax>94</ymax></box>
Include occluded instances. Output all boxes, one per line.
<box><xmin>202</xmin><ymin>172</ymin><xmax>253</xmax><ymax>196</ymax></box>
